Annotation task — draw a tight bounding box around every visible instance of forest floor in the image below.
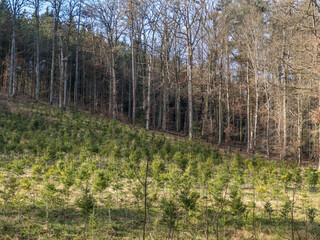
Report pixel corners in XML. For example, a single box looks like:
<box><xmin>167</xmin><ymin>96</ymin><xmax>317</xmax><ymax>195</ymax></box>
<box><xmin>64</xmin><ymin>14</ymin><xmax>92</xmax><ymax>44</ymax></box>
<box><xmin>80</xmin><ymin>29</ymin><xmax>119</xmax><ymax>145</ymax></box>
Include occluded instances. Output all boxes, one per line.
<box><xmin>0</xmin><ymin>94</ymin><xmax>272</xmax><ymax>165</ymax></box>
<box><xmin>0</xmin><ymin>95</ymin><xmax>320</xmax><ymax>239</ymax></box>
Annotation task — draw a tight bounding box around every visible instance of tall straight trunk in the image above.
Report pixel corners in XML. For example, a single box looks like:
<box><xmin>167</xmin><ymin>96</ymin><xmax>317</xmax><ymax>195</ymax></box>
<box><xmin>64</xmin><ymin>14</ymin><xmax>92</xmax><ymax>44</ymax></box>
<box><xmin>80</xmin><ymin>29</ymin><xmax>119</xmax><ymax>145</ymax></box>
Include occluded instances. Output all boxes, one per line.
<box><xmin>253</xmin><ymin>68</ymin><xmax>259</xmax><ymax>152</ymax></box>
<box><xmin>82</xmin><ymin>54</ymin><xmax>86</xmax><ymax>105</ymax></box>
<box><xmin>142</xmin><ymin>38</ymin><xmax>147</xmax><ymax>111</ymax></box>
<box><xmin>162</xmin><ymin>59</ymin><xmax>167</xmax><ymax>132</ymax></box>
<box><xmin>176</xmin><ymin>85</ymin><xmax>181</xmax><ymax>132</ymax></box>
<box><xmin>218</xmin><ymin>74</ymin><xmax>222</xmax><ymax>145</ymax></box>
<box><xmin>226</xmin><ymin>44</ymin><xmax>231</xmax><ymax>145</ymax></box>
<box><xmin>263</xmin><ymin>69</ymin><xmax>270</xmax><ymax>160</ymax></box>
<box><xmin>175</xmin><ymin>43</ymin><xmax>181</xmax><ymax>132</ymax></box>
<box><xmin>35</xmin><ymin>2</ymin><xmax>40</xmax><ymax>101</ymax></box>
<box><xmin>59</xmin><ymin>38</ymin><xmax>64</xmax><ymax>108</ymax></box>
<box><xmin>93</xmin><ymin>66</ymin><xmax>97</xmax><ymax>113</ymax></box>
<box><xmin>283</xmin><ymin>65</ymin><xmax>287</xmax><ymax>158</ymax></box>
<box><xmin>109</xmin><ymin>72</ymin><xmax>112</xmax><ymax>115</ymax></box>
<box><xmin>158</xmin><ymin>93</ymin><xmax>162</xmax><ymax>129</ymax></box>
<box><xmin>202</xmin><ymin>68</ymin><xmax>210</xmax><ymax>136</ymax></box>
<box><xmin>121</xmin><ymin>69</ymin><xmax>124</xmax><ymax>113</ymax></box>
<box><xmin>111</xmin><ymin>48</ymin><xmax>117</xmax><ymax>119</ymax></box>
<box><xmin>146</xmin><ymin>32</ymin><xmax>155</xmax><ymax>131</ymax></box>
<box><xmin>130</xmin><ymin>0</ymin><xmax>136</xmax><ymax>127</ymax></box>
<box><xmin>75</xmin><ymin>1</ymin><xmax>81</xmax><ymax>109</ymax></box>
<box><xmin>183</xmin><ymin>0</ymin><xmax>193</xmax><ymax>139</ymax></box>
<box><xmin>186</xmin><ymin>39</ymin><xmax>193</xmax><ymax>139</ymax></box>
<box><xmin>68</xmin><ymin>57</ymin><xmax>72</xmax><ymax>103</ymax></box>
<box><xmin>152</xmin><ymin>86</ymin><xmax>156</xmax><ymax>127</ymax></box>
<box><xmin>266</xmin><ymin>91</ymin><xmax>271</xmax><ymax>160</ymax></box>
<box><xmin>63</xmin><ymin>53</ymin><xmax>68</xmax><ymax>108</ymax></box>
<box><xmin>64</xmin><ymin>9</ymin><xmax>72</xmax><ymax>108</ymax></box>
<box><xmin>50</xmin><ymin>18</ymin><xmax>59</xmax><ymax>104</ymax></box>
<box><xmin>297</xmin><ymin>95</ymin><xmax>302</xmax><ymax>165</ymax></box>
<box><xmin>247</xmin><ymin>61</ymin><xmax>251</xmax><ymax>153</ymax></box>
<box><xmin>146</xmin><ymin>54</ymin><xmax>152</xmax><ymax>131</ymax></box>
<box><xmin>9</xmin><ymin>19</ymin><xmax>16</xmax><ymax>97</ymax></box>
<box><xmin>218</xmin><ymin>53</ymin><xmax>223</xmax><ymax>146</ymax></box>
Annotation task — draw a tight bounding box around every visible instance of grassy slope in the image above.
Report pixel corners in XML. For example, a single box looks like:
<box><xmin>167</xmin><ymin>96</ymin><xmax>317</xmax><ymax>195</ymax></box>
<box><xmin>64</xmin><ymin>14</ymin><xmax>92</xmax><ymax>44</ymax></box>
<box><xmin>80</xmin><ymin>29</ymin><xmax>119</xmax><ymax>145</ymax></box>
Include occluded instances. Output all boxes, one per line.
<box><xmin>0</xmin><ymin>99</ymin><xmax>320</xmax><ymax>239</ymax></box>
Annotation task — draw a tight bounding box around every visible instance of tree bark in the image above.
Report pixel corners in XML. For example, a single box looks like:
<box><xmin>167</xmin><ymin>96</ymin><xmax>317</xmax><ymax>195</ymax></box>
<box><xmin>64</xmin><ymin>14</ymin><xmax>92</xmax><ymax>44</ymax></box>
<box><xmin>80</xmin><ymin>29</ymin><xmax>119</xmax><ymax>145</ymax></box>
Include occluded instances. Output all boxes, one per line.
<box><xmin>75</xmin><ymin>0</ymin><xmax>81</xmax><ymax>109</ymax></box>
<box><xmin>111</xmin><ymin>48</ymin><xmax>117</xmax><ymax>119</ymax></box>
<box><xmin>9</xmin><ymin>19</ymin><xmax>16</xmax><ymax>97</ymax></box>
<box><xmin>162</xmin><ymin>57</ymin><xmax>167</xmax><ymax>132</ymax></box>
<box><xmin>130</xmin><ymin>0</ymin><xmax>136</xmax><ymax>127</ymax></box>
<box><xmin>35</xmin><ymin>0</ymin><xmax>40</xmax><ymax>101</ymax></box>
<box><xmin>297</xmin><ymin>95</ymin><xmax>302</xmax><ymax>165</ymax></box>
<box><xmin>247</xmin><ymin>61</ymin><xmax>251</xmax><ymax>153</ymax></box>
<box><xmin>218</xmin><ymin>50</ymin><xmax>223</xmax><ymax>146</ymax></box>
<box><xmin>59</xmin><ymin>37</ymin><xmax>64</xmax><ymax>108</ymax></box>
<box><xmin>146</xmin><ymin>54</ymin><xmax>152</xmax><ymax>131</ymax></box>
<box><xmin>226</xmin><ymin>43</ymin><xmax>231</xmax><ymax>147</ymax></box>
<box><xmin>50</xmin><ymin>8</ymin><xmax>59</xmax><ymax>104</ymax></box>
<box><xmin>186</xmin><ymin>35</ymin><xmax>193</xmax><ymax>139</ymax></box>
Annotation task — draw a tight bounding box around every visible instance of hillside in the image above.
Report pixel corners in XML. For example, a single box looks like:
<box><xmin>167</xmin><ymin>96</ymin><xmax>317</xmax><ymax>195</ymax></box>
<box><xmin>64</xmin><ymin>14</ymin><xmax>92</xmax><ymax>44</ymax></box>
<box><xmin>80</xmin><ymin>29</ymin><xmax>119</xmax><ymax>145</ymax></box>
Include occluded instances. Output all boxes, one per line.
<box><xmin>0</xmin><ymin>99</ymin><xmax>320</xmax><ymax>239</ymax></box>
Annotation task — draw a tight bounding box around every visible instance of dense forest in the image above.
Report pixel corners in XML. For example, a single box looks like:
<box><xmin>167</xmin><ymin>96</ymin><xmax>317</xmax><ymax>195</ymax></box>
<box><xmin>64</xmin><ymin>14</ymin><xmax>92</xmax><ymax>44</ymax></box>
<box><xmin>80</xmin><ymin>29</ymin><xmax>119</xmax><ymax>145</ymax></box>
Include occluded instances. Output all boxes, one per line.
<box><xmin>2</xmin><ymin>0</ymin><xmax>320</xmax><ymax>166</ymax></box>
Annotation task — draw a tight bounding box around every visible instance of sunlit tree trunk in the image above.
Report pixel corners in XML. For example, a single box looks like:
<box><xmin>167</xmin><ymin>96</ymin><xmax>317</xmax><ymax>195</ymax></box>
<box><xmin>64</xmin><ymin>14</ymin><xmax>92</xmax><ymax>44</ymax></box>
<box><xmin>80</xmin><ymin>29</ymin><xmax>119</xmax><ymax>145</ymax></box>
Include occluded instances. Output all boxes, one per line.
<box><xmin>50</xmin><ymin>0</ymin><xmax>61</xmax><ymax>104</ymax></box>
<box><xmin>247</xmin><ymin>61</ymin><xmax>251</xmax><ymax>153</ymax></box>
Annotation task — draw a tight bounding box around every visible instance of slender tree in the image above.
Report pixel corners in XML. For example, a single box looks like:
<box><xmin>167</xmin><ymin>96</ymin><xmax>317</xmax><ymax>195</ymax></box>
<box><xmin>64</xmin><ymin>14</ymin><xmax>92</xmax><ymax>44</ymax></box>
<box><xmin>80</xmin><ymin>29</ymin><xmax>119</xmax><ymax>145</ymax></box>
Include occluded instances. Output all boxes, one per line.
<box><xmin>49</xmin><ymin>0</ymin><xmax>63</xmax><ymax>104</ymax></box>
<box><xmin>7</xmin><ymin>0</ymin><xmax>24</xmax><ymax>97</ymax></box>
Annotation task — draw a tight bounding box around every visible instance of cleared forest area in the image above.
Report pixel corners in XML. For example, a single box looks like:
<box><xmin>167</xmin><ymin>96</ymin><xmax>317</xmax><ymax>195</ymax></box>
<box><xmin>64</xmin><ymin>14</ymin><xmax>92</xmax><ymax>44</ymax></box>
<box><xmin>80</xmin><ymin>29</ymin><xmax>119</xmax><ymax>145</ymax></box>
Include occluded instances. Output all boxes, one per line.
<box><xmin>0</xmin><ymin>98</ymin><xmax>320</xmax><ymax>239</ymax></box>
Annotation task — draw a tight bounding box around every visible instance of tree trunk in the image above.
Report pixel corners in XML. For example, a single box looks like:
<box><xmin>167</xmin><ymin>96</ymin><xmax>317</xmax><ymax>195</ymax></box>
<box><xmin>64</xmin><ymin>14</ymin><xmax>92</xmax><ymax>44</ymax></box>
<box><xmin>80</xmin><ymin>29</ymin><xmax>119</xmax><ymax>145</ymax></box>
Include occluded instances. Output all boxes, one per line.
<box><xmin>82</xmin><ymin>54</ymin><xmax>86</xmax><ymax>105</ymax></box>
<box><xmin>9</xmin><ymin>19</ymin><xmax>16</xmax><ymax>97</ymax></box>
<box><xmin>297</xmin><ymin>95</ymin><xmax>302</xmax><ymax>165</ymax></box>
<box><xmin>111</xmin><ymin>48</ymin><xmax>117</xmax><ymax>120</ymax></box>
<box><xmin>218</xmin><ymin>53</ymin><xmax>223</xmax><ymax>145</ymax></box>
<box><xmin>59</xmin><ymin>37</ymin><xmax>64</xmax><ymax>108</ymax></box>
<box><xmin>146</xmin><ymin>54</ymin><xmax>152</xmax><ymax>131</ymax></box>
<box><xmin>253</xmin><ymin>68</ymin><xmax>259</xmax><ymax>152</ymax></box>
<box><xmin>283</xmin><ymin>65</ymin><xmax>287</xmax><ymax>158</ymax></box>
<box><xmin>226</xmin><ymin>44</ymin><xmax>231</xmax><ymax>147</ymax></box>
<box><xmin>247</xmin><ymin>61</ymin><xmax>251</xmax><ymax>153</ymax></box>
<box><xmin>75</xmin><ymin>1</ymin><xmax>81</xmax><ymax>109</ymax></box>
<box><xmin>50</xmin><ymin>17</ymin><xmax>59</xmax><ymax>104</ymax></box>
<box><xmin>35</xmin><ymin>2</ymin><xmax>40</xmax><ymax>102</ymax></box>
<box><xmin>186</xmin><ymin>39</ymin><xmax>193</xmax><ymax>139</ymax></box>
<box><xmin>130</xmin><ymin>0</ymin><xmax>136</xmax><ymax>127</ymax></box>
<box><xmin>266</xmin><ymin>88</ymin><xmax>270</xmax><ymax>160</ymax></box>
<box><xmin>162</xmin><ymin>59</ymin><xmax>167</xmax><ymax>132</ymax></box>
<box><xmin>63</xmin><ymin>48</ymin><xmax>68</xmax><ymax>108</ymax></box>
